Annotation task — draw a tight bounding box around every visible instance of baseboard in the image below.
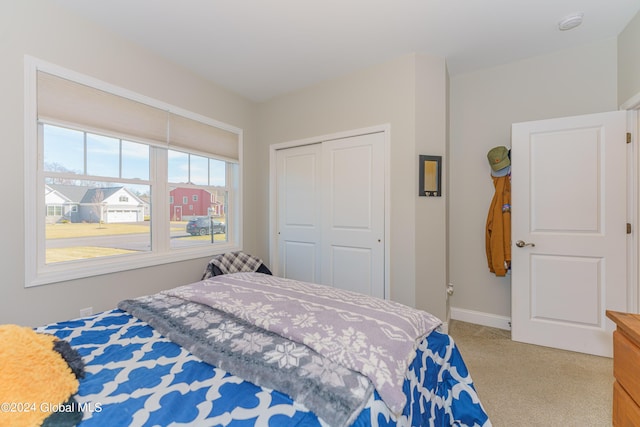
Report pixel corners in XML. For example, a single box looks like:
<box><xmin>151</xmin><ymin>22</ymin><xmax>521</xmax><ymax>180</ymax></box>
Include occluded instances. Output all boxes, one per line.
<box><xmin>450</xmin><ymin>307</ymin><xmax>511</xmax><ymax>331</ymax></box>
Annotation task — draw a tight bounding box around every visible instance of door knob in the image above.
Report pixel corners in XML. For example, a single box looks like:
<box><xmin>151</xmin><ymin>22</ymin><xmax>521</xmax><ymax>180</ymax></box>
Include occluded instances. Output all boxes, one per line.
<box><xmin>516</xmin><ymin>240</ymin><xmax>535</xmax><ymax>248</ymax></box>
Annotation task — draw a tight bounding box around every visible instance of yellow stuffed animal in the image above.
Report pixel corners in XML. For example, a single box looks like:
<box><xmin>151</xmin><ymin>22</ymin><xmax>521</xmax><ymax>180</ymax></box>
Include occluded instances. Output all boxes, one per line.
<box><xmin>0</xmin><ymin>325</ymin><xmax>84</xmax><ymax>427</ymax></box>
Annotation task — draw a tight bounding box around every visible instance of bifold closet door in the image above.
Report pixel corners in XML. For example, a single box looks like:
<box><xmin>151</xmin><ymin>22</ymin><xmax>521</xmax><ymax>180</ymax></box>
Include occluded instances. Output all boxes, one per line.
<box><xmin>276</xmin><ymin>132</ymin><xmax>385</xmax><ymax>298</ymax></box>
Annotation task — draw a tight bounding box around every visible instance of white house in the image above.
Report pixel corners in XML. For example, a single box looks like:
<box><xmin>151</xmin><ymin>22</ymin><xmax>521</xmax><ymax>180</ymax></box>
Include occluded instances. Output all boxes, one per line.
<box><xmin>46</xmin><ymin>184</ymin><xmax>147</xmax><ymax>224</ymax></box>
<box><xmin>44</xmin><ymin>185</ymin><xmax>73</xmax><ymax>224</ymax></box>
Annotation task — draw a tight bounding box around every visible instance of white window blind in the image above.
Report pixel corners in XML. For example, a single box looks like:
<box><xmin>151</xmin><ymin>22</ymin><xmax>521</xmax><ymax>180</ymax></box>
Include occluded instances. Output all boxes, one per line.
<box><xmin>168</xmin><ymin>113</ymin><xmax>239</xmax><ymax>161</ymax></box>
<box><xmin>37</xmin><ymin>71</ymin><xmax>239</xmax><ymax>161</ymax></box>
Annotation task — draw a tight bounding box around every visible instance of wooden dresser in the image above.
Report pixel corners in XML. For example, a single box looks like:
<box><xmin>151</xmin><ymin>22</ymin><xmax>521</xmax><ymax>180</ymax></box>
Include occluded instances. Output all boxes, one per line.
<box><xmin>607</xmin><ymin>310</ymin><xmax>640</xmax><ymax>426</ymax></box>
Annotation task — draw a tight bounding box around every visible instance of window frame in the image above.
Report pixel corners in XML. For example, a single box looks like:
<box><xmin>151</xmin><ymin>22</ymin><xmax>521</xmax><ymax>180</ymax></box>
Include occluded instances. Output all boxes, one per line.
<box><xmin>24</xmin><ymin>56</ymin><xmax>243</xmax><ymax>287</ymax></box>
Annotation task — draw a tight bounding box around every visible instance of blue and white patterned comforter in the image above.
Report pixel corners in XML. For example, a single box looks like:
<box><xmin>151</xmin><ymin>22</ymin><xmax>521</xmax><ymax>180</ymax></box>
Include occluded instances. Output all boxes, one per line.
<box><xmin>38</xmin><ymin>309</ymin><xmax>490</xmax><ymax>427</ymax></box>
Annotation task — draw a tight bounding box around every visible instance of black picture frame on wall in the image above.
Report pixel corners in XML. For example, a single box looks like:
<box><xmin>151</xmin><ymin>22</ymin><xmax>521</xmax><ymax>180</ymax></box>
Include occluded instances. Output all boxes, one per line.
<box><xmin>419</xmin><ymin>155</ymin><xmax>442</xmax><ymax>197</ymax></box>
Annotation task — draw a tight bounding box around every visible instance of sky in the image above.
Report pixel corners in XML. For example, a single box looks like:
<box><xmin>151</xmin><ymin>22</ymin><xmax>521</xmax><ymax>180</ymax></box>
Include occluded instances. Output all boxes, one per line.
<box><xmin>43</xmin><ymin>124</ymin><xmax>227</xmax><ymax>190</ymax></box>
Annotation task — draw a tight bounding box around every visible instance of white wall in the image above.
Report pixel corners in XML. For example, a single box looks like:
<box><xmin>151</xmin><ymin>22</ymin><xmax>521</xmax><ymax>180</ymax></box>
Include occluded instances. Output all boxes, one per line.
<box><xmin>448</xmin><ymin>39</ymin><xmax>618</xmax><ymax>324</ymax></box>
<box><xmin>0</xmin><ymin>1</ymin><xmax>257</xmax><ymax>326</ymax></box>
<box><xmin>255</xmin><ymin>54</ymin><xmax>449</xmax><ymax>319</ymax></box>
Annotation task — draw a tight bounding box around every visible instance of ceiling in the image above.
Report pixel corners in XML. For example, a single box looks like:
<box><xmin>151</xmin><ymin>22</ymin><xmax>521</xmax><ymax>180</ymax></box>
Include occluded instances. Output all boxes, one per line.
<box><xmin>54</xmin><ymin>0</ymin><xmax>640</xmax><ymax>102</ymax></box>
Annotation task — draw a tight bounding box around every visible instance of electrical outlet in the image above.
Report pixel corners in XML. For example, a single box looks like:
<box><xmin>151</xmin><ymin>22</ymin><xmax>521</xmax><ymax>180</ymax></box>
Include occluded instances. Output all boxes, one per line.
<box><xmin>80</xmin><ymin>307</ymin><xmax>93</xmax><ymax>317</ymax></box>
<box><xmin>446</xmin><ymin>283</ymin><xmax>454</xmax><ymax>296</ymax></box>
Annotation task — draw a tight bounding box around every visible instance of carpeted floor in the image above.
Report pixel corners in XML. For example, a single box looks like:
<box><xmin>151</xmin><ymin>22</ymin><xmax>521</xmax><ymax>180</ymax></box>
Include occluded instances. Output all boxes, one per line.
<box><xmin>448</xmin><ymin>320</ymin><xmax>613</xmax><ymax>427</ymax></box>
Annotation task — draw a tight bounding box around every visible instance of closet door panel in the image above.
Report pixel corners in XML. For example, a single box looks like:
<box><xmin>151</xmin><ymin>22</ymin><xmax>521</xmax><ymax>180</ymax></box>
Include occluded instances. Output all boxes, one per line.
<box><xmin>276</xmin><ymin>143</ymin><xmax>322</xmax><ymax>283</ymax></box>
<box><xmin>322</xmin><ymin>133</ymin><xmax>384</xmax><ymax>298</ymax></box>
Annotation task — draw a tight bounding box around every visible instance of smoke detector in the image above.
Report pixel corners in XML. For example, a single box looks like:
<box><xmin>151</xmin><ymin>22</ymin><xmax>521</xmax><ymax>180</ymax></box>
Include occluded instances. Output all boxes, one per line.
<box><xmin>558</xmin><ymin>13</ymin><xmax>584</xmax><ymax>31</ymax></box>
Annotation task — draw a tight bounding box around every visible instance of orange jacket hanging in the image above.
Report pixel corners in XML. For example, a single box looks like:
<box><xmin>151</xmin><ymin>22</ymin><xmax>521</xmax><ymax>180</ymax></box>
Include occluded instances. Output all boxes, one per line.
<box><xmin>486</xmin><ymin>175</ymin><xmax>511</xmax><ymax>276</ymax></box>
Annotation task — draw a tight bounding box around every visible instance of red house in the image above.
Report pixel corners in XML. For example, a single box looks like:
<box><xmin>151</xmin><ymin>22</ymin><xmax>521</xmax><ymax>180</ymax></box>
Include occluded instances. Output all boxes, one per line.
<box><xmin>169</xmin><ymin>188</ymin><xmax>224</xmax><ymax>221</ymax></box>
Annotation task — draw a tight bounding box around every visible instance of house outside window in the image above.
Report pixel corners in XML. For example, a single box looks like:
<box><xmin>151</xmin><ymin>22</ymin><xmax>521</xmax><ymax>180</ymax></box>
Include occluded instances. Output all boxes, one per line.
<box><xmin>25</xmin><ymin>58</ymin><xmax>242</xmax><ymax>287</ymax></box>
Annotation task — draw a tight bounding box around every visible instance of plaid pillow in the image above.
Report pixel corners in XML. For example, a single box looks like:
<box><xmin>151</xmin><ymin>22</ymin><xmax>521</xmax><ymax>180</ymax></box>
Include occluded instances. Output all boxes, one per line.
<box><xmin>202</xmin><ymin>252</ymin><xmax>264</xmax><ymax>279</ymax></box>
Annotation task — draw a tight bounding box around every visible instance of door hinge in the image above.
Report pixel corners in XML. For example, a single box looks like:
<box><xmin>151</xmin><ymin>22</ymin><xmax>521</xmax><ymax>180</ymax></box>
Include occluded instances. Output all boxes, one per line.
<box><xmin>627</xmin><ymin>132</ymin><xmax>632</xmax><ymax>144</ymax></box>
<box><xmin>627</xmin><ymin>223</ymin><xmax>632</xmax><ymax>234</ymax></box>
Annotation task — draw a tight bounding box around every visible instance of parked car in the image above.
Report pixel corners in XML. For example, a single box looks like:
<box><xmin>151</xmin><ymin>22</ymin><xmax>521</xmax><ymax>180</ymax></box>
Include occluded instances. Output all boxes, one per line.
<box><xmin>186</xmin><ymin>217</ymin><xmax>226</xmax><ymax>236</ymax></box>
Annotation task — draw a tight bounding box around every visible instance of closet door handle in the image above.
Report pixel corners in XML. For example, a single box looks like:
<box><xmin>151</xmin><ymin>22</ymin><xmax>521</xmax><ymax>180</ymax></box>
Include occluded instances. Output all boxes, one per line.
<box><xmin>515</xmin><ymin>240</ymin><xmax>535</xmax><ymax>248</ymax></box>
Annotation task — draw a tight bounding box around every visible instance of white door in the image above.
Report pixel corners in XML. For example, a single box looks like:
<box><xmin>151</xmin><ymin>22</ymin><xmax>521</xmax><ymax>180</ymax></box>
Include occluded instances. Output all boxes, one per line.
<box><xmin>276</xmin><ymin>143</ymin><xmax>322</xmax><ymax>283</ymax></box>
<box><xmin>321</xmin><ymin>133</ymin><xmax>385</xmax><ymax>298</ymax></box>
<box><xmin>511</xmin><ymin>111</ymin><xmax>627</xmax><ymax>357</ymax></box>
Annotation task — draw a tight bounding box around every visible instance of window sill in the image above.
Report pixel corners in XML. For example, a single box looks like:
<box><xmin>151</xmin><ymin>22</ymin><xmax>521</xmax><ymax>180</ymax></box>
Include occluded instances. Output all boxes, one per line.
<box><xmin>26</xmin><ymin>243</ymin><xmax>241</xmax><ymax>288</ymax></box>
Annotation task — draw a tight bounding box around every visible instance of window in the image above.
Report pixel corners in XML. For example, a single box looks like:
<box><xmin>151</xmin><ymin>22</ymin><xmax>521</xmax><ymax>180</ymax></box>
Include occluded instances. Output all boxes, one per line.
<box><xmin>47</xmin><ymin>205</ymin><xmax>63</xmax><ymax>216</ymax></box>
<box><xmin>25</xmin><ymin>58</ymin><xmax>242</xmax><ymax>286</ymax></box>
<box><xmin>167</xmin><ymin>150</ymin><xmax>229</xmax><ymax>246</ymax></box>
<box><xmin>42</xmin><ymin>124</ymin><xmax>152</xmax><ymax>262</ymax></box>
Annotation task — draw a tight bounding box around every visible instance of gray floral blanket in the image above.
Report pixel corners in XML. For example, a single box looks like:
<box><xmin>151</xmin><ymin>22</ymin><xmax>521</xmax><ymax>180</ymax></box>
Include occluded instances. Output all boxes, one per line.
<box><xmin>118</xmin><ymin>293</ymin><xmax>373</xmax><ymax>427</ymax></box>
<box><xmin>165</xmin><ymin>272</ymin><xmax>442</xmax><ymax>414</ymax></box>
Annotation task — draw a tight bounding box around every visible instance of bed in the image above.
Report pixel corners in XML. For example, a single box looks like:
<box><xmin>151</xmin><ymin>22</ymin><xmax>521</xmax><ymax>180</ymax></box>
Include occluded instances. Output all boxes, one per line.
<box><xmin>22</xmin><ymin>255</ymin><xmax>490</xmax><ymax>427</ymax></box>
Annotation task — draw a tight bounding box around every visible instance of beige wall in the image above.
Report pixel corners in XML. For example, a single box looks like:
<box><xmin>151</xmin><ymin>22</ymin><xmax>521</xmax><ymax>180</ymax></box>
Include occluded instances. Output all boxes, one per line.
<box><xmin>3</xmin><ymin>2</ymin><xmax>450</xmax><ymax>327</ymax></box>
<box><xmin>1</xmin><ymin>1</ymin><xmax>257</xmax><ymax>326</ymax></box>
<box><xmin>618</xmin><ymin>11</ymin><xmax>640</xmax><ymax>105</ymax></box>
<box><xmin>448</xmin><ymin>39</ymin><xmax>618</xmax><ymax>322</ymax></box>
<box><xmin>414</xmin><ymin>55</ymin><xmax>449</xmax><ymax>320</ymax></box>
<box><xmin>255</xmin><ymin>54</ymin><xmax>449</xmax><ymax>319</ymax></box>
<box><xmin>3</xmin><ymin>1</ymin><xmax>633</xmax><ymax>329</ymax></box>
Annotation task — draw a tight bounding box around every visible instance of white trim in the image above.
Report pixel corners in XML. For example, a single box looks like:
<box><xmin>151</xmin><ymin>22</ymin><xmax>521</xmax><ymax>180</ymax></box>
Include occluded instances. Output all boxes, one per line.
<box><xmin>28</xmin><ymin>245</ymin><xmax>241</xmax><ymax>288</ymax></box>
<box><xmin>268</xmin><ymin>145</ymin><xmax>278</xmax><ymax>275</ymax></box>
<box><xmin>621</xmin><ymin>91</ymin><xmax>640</xmax><ymax>314</ymax></box>
<box><xmin>269</xmin><ymin>124</ymin><xmax>389</xmax><ymax>151</ymax></box>
<box><xmin>627</xmin><ymin>110</ymin><xmax>638</xmax><ymax>314</ymax></box>
<box><xmin>450</xmin><ymin>307</ymin><xmax>512</xmax><ymax>331</ymax></box>
<box><xmin>269</xmin><ymin>124</ymin><xmax>391</xmax><ymax>299</ymax></box>
<box><xmin>621</xmin><ymin>92</ymin><xmax>640</xmax><ymax>111</ymax></box>
<box><xmin>24</xmin><ymin>56</ymin><xmax>38</xmax><ymax>286</ymax></box>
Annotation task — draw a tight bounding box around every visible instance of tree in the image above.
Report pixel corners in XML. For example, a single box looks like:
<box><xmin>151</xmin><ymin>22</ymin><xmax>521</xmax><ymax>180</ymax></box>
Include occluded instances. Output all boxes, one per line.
<box><xmin>91</xmin><ymin>188</ymin><xmax>105</xmax><ymax>226</ymax></box>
